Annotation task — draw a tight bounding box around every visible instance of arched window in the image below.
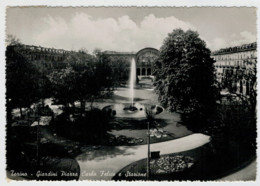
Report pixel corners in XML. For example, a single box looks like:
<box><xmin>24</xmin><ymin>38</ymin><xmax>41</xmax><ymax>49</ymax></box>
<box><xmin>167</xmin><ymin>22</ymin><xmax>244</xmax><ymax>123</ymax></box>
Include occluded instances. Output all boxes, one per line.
<box><xmin>147</xmin><ymin>68</ymin><xmax>151</xmax><ymax>75</ymax></box>
<box><xmin>137</xmin><ymin>68</ymin><xmax>141</xmax><ymax>75</ymax></box>
<box><xmin>142</xmin><ymin>68</ymin><xmax>146</xmax><ymax>76</ymax></box>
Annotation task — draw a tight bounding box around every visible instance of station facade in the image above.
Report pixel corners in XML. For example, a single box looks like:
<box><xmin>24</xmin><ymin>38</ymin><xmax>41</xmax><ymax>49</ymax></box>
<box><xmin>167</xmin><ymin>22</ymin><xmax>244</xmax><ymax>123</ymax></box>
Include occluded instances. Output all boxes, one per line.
<box><xmin>102</xmin><ymin>47</ymin><xmax>159</xmax><ymax>81</ymax></box>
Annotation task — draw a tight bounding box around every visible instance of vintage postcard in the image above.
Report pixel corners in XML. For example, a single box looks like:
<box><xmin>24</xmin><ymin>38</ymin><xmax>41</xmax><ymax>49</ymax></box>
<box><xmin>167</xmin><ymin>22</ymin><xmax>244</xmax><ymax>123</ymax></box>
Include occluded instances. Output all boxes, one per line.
<box><xmin>2</xmin><ymin>3</ymin><xmax>258</xmax><ymax>184</ymax></box>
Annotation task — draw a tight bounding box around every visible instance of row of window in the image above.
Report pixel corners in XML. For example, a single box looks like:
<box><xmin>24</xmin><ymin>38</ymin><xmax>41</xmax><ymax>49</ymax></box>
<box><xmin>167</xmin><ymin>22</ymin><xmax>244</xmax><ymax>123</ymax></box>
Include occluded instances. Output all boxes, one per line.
<box><xmin>216</xmin><ymin>68</ymin><xmax>254</xmax><ymax>77</ymax></box>
<box><xmin>27</xmin><ymin>54</ymin><xmax>65</xmax><ymax>62</ymax></box>
<box><xmin>212</xmin><ymin>50</ymin><xmax>256</xmax><ymax>61</ymax></box>
<box><xmin>17</xmin><ymin>46</ymin><xmax>69</xmax><ymax>54</ymax></box>
<box><xmin>214</xmin><ymin>59</ymin><xmax>256</xmax><ymax>67</ymax></box>
<box><xmin>137</xmin><ymin>68</ymin><xmax>152</xmax><ymax>76</ymax></box>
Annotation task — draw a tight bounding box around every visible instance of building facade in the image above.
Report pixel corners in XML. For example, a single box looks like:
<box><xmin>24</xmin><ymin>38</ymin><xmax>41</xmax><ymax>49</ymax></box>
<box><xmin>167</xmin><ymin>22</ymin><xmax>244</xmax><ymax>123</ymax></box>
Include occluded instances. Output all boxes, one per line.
<box><xmin>7</xmin><ymin>44</ymin><xmax>76</xmax><ymax>72</ymax></box>
<box><xmin>8</xmin><ymin>44</ymin><xmax>160</xmax><ymax>83</ymax></box>
<box><xmin>211</xmin><ymin>42</ymin><xmax>257</xmax><ymax>95</ymax></box>
<box><xmin>136</xmin><ymin>48</ymin><xmax>159</xmax><ymax>78</ymax></box>
<box><xmin>10</xmin><ymin>43</ymin><xmax>256</xmax><ymax>94</ymax></box>
<box><xmin>103</xmin><ymin>47</ymin><xmax>159</xmax><ymax>81</ymax></box>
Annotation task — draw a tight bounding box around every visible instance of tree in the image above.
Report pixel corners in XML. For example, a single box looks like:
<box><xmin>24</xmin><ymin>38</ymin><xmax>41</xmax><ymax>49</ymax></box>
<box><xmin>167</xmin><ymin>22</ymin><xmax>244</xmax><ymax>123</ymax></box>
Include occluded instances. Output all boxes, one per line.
<box><xmin>65</xmin><ymin>49</ymin><xmax>100</xmax><ymax>111</ymax></box>
<box><xmin>79</xmin><ymin>53</ymin><xmax>114</xmax><ymax>109</ymax></box>
<box><xmin>64</xmin><ymin>48</ymin><xmax>95</xmax><ymax>71</ymax></box>
<box><xmin>60</xmin><ymin>49</ymin><xmax>114</xmax><ymax>113</ymax></box>
<box><xmin>236</xmin><ymin>60</ymin><xmax>256</xmax><ymax>116</ymax></box>
<box><xmin>92</xmin><ymin>48</ymin><xmax>102</xmax><ymax>58</ymax></box>
<box><xmin>74</xmin><ymin>64</ymin><xmax>97</xmax><ymax>112</ymax></box>
<box><xmin>154</xmin><ymin>29</ymin><xmax>219</xmax><ymax>115</ymax></box>
<box><xmin>221</xmin><ymin>58</ymin><xmax>256</xmax><ymax>116</ymax></box>
<box><xmin>37</xmin><ymin>69</ymin><xmax>53</xmax><ymax>108</ymax></box>
<box><xmin>105</xmin><ymin>55</ymin><xmax>130</xmax><ymax>86</ymax></box>
<box><xmin>6</xmin><ymin>35</ymin><xmax>21</xmax><ymax>46</ymax></box>
<box><xmin>6</xmin><ymin>45</ymin><xmax>40</xmax><ymax>119</ymax></box>
<box><xmin>48</xmin><ymin>67</ymin><xmax>77</xmax><ymax>111</ymax></box>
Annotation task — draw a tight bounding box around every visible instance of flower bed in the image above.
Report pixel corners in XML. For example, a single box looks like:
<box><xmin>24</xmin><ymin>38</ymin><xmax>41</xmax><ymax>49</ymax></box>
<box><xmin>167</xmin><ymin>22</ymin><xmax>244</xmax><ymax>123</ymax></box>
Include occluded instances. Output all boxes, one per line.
<box><xmin>150</xmin><ymin>155</ymin><xmax>195</xmax><ymax>174</ymax></box>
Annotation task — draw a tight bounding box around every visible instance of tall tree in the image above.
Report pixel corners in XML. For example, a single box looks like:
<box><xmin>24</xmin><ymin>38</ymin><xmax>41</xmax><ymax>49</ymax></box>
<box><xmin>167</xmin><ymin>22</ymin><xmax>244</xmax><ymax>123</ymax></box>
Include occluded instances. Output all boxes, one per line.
<box><xmin>64</xmin><ymin>49</ymin><xmax>98</xmax><ymax>112</ymax></box>
<box><xmin>101</xmin><ymin>55</ymin><xmax>130</xmax><ymax>86</ymax></box>
<box><xmin>154</xmin><ymin>29</ymin><xmax>219</xmax><ymax>115</ymax></box>
<box><xmin>6</xmin><ymin>45</ymin><xmax>40</xmax><ymax>118</ymax></box>
<box><xmin>61</xmin><ymin>49</ymin><xmax>114</xmax><ymax>113</ymax></box>
<box><xmin>48</xmin><ymin>67</ymin><xmax>77</xmax><ymax>110</ymax></box>
<box><xmin>236</xmin><ymin>61</ymin><xmax>256</xmax><ymax>116</ymax></box>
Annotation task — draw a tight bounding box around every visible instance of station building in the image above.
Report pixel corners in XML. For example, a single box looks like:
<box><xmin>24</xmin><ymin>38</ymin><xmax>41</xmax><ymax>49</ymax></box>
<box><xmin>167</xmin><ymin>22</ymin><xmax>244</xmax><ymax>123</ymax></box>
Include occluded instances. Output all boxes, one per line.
<box><xmin>102</xmin><ymin>47</ymin><xmax>159</xmax><ymax>81</ymax></box>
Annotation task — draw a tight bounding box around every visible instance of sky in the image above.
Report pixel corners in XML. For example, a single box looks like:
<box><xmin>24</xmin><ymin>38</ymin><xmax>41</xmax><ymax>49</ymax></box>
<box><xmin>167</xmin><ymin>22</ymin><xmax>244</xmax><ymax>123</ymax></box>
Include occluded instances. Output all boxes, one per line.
<box><xmin>6</xmin><ymin>7</ymin><xmax>257</xmax><ymax>53</ymax></box>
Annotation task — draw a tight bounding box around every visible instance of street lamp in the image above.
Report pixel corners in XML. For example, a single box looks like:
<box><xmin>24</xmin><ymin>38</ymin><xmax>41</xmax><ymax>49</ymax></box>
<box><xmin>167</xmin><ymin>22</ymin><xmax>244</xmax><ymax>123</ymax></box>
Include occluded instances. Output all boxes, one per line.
<box><xmin>145</xmin><ymin>107</ymin><xmax>154</xmax><ymax>180</ymax></box>
<box><xmin>35</xmin><ymin>106</ymin><xmax>41</xmax><ymax>170</ymax></box>
<box><xmin>147</xmin><ymin>119</ymin><xmax>150</xmax><ymax>180</ymax></box>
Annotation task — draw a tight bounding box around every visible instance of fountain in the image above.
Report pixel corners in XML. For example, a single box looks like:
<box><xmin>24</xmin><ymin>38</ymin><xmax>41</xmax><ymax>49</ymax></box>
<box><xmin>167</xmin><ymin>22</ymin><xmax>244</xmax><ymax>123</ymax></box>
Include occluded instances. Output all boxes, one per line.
<box><xmin>129</xmin><ymin>58</ymin><xmax>136</xmax><ymax>109</ymax></box>
<box><xmin>124</xmin><ymin>58</ymin><xmax>137</xmax><ymax>112</ymax></box>
<box><xmin>103</xmin><ymin>57</ymin><xmax>163</xmax><ymax>119</ymax></box>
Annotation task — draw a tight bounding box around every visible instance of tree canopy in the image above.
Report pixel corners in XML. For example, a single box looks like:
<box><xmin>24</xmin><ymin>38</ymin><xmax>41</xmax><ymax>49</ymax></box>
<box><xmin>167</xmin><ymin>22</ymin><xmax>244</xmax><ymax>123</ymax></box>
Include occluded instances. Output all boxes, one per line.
<box><xmin>6</xmin><ymin>46</ymin><xmax>41</xmax><ymax>117</ymax></box>
<box><xmin>48</xmin><ymin>67</ymin><xmax>78</xmax><ymax>107</ymax></box>
<box><xmin>49</xmin><ymin>49</ymin><xmax>114</xmax><ymax>113</ymax></box>
<box><xmin>154</xmin><ymin>29</ymin><xmax>219</xmax><ymax>114</ymax></box>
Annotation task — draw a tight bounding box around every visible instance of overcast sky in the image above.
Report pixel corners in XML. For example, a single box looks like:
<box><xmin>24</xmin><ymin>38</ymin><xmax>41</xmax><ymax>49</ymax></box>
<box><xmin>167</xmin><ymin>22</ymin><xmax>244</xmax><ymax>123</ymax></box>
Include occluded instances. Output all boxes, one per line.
<box><xmin>6</xmin><ymin>7</ymin><xmax>257</xmax><ymax>53</ymax></box>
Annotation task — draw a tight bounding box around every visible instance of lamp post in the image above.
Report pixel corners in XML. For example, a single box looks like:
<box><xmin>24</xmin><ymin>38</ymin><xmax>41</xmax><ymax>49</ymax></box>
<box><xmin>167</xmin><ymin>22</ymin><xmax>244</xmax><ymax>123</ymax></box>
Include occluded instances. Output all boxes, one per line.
<box><xmin>145</xmin><ymin>106</ymin><xmax>154</xmax><ymax>180</ymax></box>
<box><xmin>35</xmin><ymin>106</ymin><xmax>40</xmax><ymax>171</ymax></box>
<box><xmin>147</xmin><ymin>120</ymin><xmax>150</xmax><ymax>180</ymax></box>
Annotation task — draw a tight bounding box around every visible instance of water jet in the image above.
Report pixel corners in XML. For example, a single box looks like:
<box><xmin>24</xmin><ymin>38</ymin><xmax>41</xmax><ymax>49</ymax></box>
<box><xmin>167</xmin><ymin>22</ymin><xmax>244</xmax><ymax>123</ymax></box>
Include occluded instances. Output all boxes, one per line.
<box><xmin>103</xmin><ymin>57</ymin><xmax>163</xmax><ymax>119</ymax></box>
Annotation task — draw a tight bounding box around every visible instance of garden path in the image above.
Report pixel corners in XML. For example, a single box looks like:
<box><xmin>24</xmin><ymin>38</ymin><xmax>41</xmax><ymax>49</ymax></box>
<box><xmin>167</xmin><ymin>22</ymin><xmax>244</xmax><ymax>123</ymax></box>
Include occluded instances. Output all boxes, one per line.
<box><xmin>76</xmin><ymin>133</ymin><xmax>210</xmax><ymax>180</ymax></box>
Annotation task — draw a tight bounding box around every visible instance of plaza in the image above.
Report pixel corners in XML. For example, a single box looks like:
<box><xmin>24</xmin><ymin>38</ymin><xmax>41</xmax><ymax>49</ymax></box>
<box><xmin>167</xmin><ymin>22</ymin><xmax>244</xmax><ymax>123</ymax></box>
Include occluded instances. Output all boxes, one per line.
<box><xmin>5</xmin><ymin>7</ymin><xmax>257</xmax><ymax>182</ymax></box>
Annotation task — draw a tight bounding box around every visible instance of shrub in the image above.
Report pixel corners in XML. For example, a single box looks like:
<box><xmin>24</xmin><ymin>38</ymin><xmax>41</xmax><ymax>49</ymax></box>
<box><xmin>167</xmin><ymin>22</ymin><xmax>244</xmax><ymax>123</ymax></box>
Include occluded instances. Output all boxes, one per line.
<box><xmin>53</xmin><ymin>108</ymin><xmax>110</xmax><ymax>144</ymax></box>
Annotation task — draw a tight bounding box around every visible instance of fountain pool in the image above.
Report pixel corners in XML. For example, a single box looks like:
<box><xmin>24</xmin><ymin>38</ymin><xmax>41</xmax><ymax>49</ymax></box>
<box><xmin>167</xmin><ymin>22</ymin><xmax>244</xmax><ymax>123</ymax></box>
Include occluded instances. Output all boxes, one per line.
<box><xmin>103</xmin><ymin>57</ymin><xmax>164</xmax><ymax>119</ymax></box>
<box><xmin>103</xmin><ymin>103</ymin><xmax>163</xmax><ymax>119</ymax></box>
